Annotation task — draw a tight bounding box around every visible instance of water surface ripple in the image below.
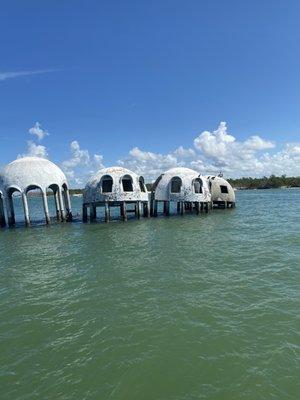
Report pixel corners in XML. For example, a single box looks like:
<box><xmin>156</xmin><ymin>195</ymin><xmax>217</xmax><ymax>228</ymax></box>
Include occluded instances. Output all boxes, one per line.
<box><xmin>0</xmin><ymin>190</ymin><xmax>299</xmax><ymax>399</ymax></box>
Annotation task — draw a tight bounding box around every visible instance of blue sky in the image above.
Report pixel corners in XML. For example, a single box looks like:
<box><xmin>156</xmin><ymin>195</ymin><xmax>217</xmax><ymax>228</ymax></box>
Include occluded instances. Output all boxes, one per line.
<box><xmin>1</xmin><ymin>0</ymin><xmax>300</xmax><ymax>185</ymax></box>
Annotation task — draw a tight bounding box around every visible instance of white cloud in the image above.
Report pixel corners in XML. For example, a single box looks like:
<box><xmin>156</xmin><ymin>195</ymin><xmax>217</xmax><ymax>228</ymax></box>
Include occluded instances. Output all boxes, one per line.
<box><xmin>29</xmin><ymin>122</ymin><xmax>49</xmax><ymax>141</ymax></box>
<box><xmin>243</xmin><ymin>135</ymin><xmax>275</xmax><ymax>151</ymax></box>
<box><xmin>62</xmin><ymin>140</ymin><xmax>104</xmax><ymax>186</ymax></box>
<box><xmin>18</xmin><ymin>122</ymin><xmax>49</xmax><ymax>159</ymax></box>
<box><xmin>0</xmin><ymin>69</ymin><xmax>56</xmax><ymax>81</ymax></box>
<box><xmin>19</xmin><ymin>141</ymin><xmax>48</xmax><ymax>159</ymax></box>
<box><xmin>173</xmin><ymin>146</ymin><xmax>196</xmax><ymax>158</ymax></box>
<box><xmin>15</xmin><ymin>121</ymin><xmax>300</xmax><ymax>187</ymax></box>
<box><xmin>119</xmin><ymin>122</ymin><xmax>299</xmax><ymax>180</ymax></box>
<box><xmin>119</xmin><ymin>147</ymin><xmax>178</xmax><ymax>180</ymax></box>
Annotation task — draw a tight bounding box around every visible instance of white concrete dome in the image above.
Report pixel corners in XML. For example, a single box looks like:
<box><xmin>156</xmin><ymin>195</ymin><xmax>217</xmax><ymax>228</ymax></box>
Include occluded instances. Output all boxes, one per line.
<box><xmin>0</xmin><ymin>157</ymin><xmax>68</xmax><ymax>193</ymax></box>
<box><xmin>153</xmin><ymin>167</ymin><xmax>211</xmax><ymax>202</ymax></box>
<box><xmin>83</xmin><ymin>166</ymin><xmax>149</xmax><ymax>204</ymax></box>
<box><xmin>206</xmin><ymin>176</ymin><xmax>235</xmax><ymax>203</ymax></box>
<box><xmin>0</xmin><ymin>157</ymin><xmax>72</xmax><ymax>227</ymax></box>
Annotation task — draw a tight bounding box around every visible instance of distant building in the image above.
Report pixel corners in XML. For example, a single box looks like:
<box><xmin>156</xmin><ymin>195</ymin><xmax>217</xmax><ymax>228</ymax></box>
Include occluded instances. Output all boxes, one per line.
<box><xmin>206</xmin><ymin>176</ymin><xmax>235</xmax><ymax>208</ymax></box>
<box><xmin>0</xmin><ymin>157</ymin><xmax>72</xmax><ymax>227</ymax></box>
<box><xmin>82</xmin><ymin>166</ymin><xmax>149</xmax><ymax>222</ymax></box>
<box><xmin>151</xmin><ymin>167</ymin><xmax>212</xmax><ymax>215</ymax></box>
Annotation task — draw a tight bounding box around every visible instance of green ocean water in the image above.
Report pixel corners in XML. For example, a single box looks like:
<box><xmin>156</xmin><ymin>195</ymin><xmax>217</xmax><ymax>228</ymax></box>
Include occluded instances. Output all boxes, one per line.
<box><xmin>0</xmin><ymin>190</ymin><xmax>299</xmax><ymax>400</ymax></box>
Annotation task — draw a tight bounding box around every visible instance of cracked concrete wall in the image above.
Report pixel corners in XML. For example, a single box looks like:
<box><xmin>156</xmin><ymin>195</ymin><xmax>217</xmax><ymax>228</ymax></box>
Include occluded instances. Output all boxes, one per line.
<box><xmin>153</xmin><ymin>167</ymin><xmax>211</xmax><ymax>202</ymax></box>
<box><xmin>206</xmin><ymin>176</ymin><xmax>235</xmax><ymax>203</ymax></box>
<box><xmin>83</xmin><ymin>167</ymin><xmax>149</xmax><ymax>204</ymax></box>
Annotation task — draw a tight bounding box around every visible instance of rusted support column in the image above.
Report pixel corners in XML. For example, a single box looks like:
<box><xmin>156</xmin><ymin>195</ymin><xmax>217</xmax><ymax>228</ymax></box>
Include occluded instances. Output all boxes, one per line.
<box><xmin>153</xmin><ymin>200</ymin><xmax>158</xmax><ymax>217</ymax></box>
<box><xmin>190</xmin><ymin>202</ymin><xmax>194</xmax><ymax>213</ymax></box>
<box><xmin>54</xmin><ymin>191</ymin><xmax>61</xmax><ymax>221</ymax></box>
<box><xmin>143</xmin><ymin>201</ymin><xmax>149</xmax><ymax>217</ymax></box>
<box><xmin>6</xmin><ymin>195</ymin><xmax>15</xmax><ymax>227</ymax></box>
<box><xmin>22</xmin><ymin>192</ymin><xmax>30</xmax><ymax>226</ymax></box>
<box><xmin>0</xmin><ymin>196</ymin><xmax>6</xmax><ymax>227</ymax></box>
<box><xmin>195</xmin><ymin>201</ymin><xmax>200</xmax><ymax>215</ymax></box>
<box><xmin>90</xmin><ymin>204</ymin><xmax>97</xmax><ymax>222</ymax></box>
<box><xmin>120</xmin><ymin>201</ymin><xmax>127</xmax><ymax>221</ymax></box>
<box><xmin>150</xmin><ymin>198</ymin><xmax>155</xmax><ymax>217</ymax></box>
<box><xmin>82</xmin><ymin>204</ymin><xmax>88</xmax><ymax>222</ymax></box>
<box><xmin>42</xmin><ymin>191</ymin><xmax>50</xmax><ymax>224</ymax></box>
<box><xmin>136</xmin><ymin>201</ymin><xmax>141</xmax><ymax>219</ymax></box>
<box><xmin>205</xmin><ymin>202</ymin><xmax>209</xmax><ymax>213</ymax></box>
<box><xmin>65</xmin><ymin>188</ymin><xmax>73</xmax><ymax>222</ymax></box>
<box><xmin>58</xmin><ymin>188</ymin><xmax>66</xmax><ymax>221</ymax></box>
<box><xmin>104</xmin><ymin>202</ymin><xmax>110</xmax><ymax>222</ymax></box>
<box><xmin>163</xmin><ymin>201</ymin><xmax>169</xmax><ymax>216</ymax></box>
<box><xmin>180</xmin><ymin>201</ymin><xmax>184</xmax><ymax>215</ymax></box>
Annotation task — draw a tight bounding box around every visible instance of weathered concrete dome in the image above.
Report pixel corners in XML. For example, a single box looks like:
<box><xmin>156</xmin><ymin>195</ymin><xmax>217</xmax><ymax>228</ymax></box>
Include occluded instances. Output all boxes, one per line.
<box><xmin>207</xmin><ymin>176</ymin><xmax>235</xmax><ymax>204</ymax></box>
<box><xmin>0</xmin><ymin>157</ymin><xmax>72</xmax><ymax>227</ymax></box>
<box><xmin>0</xmin><ymin>157</ymin><xmax>67</xmax><ymax>193</ymax></box>
<box><xmin>153</xmin><ymin>167</ymin><xmax>211</xmax><ymax>202</ymax></box>
<box><xmin>83</xmin><ymin>166</ymin><xmax>149</xmax><ymax>204</ymax></box>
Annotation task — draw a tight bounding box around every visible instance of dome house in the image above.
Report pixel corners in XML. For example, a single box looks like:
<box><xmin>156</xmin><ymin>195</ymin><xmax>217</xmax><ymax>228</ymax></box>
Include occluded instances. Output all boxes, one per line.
<box><xmin>206</xmin><ymin>175</ymin><xmax>236</xmax><ymax>208</ymax></box>
<box><xmin>151</xmin><ymin>167</ymin><xmax>212</xmax><ymax>216</ymax></box>
<box><xmin>82</xmin><ymin>167</ymin><xmax>150</xmax><ymax>222</ymax></box>
<box><xmin>0</xmin><ymin>157</ymin><xmax>72</xmax><ymax>227</ymax></box>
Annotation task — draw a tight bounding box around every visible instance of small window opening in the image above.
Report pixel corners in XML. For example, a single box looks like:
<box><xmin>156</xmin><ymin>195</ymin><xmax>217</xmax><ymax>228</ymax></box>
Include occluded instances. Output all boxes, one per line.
<box><xmin>220</xmin><ymin>185</ymin><xmax>228</xmax><ymax>194</ymax></box>
<box><xmin>102</xmin><ymin>175</ymin><xmax>113</xmax><ymax>193</ymax></box>
<box><xmin>139</xmin><ymin>176</ymin><xmax>146</xmax><ymax>192</ymax></box>
<box><xmin>193</xmin><ymin>178</ymin><xmax>203</xmax><ymax>193</ymax></box>
<box><xmin>170</xmin><ymin>177</ymin><xmax>182</xmax><ymax>193</ymax></box>
<box><xmin>122</xmin><ymin>175</ymin><xmax>133</xmax><ymax>192</ymax></box>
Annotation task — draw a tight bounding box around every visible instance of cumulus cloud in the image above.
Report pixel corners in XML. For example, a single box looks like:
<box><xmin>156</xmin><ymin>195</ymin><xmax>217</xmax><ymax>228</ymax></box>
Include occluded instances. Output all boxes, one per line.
<box><xmin>15</xmin><ymin>121</ymin><xmax>300</xmax><ymax>186</ymax></box>
<box><xmin>29</xmin><ymin>122</ymin><xmax>49</xmax><ymax>141</ymax></box>
<box><xmin>19</xmin><ymin>141</ymin><xmax>48</xmax><ymax>159</ymax></box>
<box><xmin>18</xmin><ymin>122</ymin><xmax>49</xmax><ymax>159</ymax></box>
<box><xmin>62</xmin><ymin>140</ymin><xmax>104</xmax><ymax>186</ymax></box>
<box><xmin>119</xmin><ymin>122</ymin><xmax>299</xmax><ymax>180</ymax></box>
<box><xmin>119</xmin><ymin>147</ymin><xmax>178</xmax><ymax>180</ymax></box>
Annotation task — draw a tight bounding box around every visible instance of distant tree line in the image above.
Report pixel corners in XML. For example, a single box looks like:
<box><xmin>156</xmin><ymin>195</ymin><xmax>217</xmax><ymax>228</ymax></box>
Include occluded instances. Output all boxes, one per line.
<box><xmin>68</xmin><ymin>175</ymin><xmax>300</xmax><ymax>192</ymax></box>
<box><xmin>228</xmin><ymin>175</ymin><xmax>300</xmax><ymax>189</ymax></box>
<box><xmin>69</xmin><ymin>188</ymin><xmax>84</xmax><ymax>195</ymax></box>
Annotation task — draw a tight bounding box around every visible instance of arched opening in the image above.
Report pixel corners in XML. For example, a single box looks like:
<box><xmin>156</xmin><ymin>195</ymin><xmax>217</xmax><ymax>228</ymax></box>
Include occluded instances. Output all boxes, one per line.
<box><xmin>7</xmin><ymin>187</ymin><xmax>22</xmax><ymax>224</ymax></box>
<box><xmin>139</xmin><ymin>176</ymin><xmax>146</xmax><ymax>192</ymax></box>
<box><xmin>193</xmin><ymin>177</ymin><xmax>203</xmax><ymax>193</ymax></box>
<box><xmin>25</xmin><ymin>185</ymin><xmax>47</xmax><ymax>223</ymax></box>
<box><xmin>122</xmin><ymin>175</ymin><xmax>133</xmax><ymax>192</ymax></box>
<box><xmin>48</xmin><ymin>184</ymin><xmax>61</xmax><ymax>221</ymax></box>
<box><xmin>170</xmin><ymin>176</ymin><xmax>182</xmax><ymax>193</ymax></box>
<box><xmin>101</xmin><ymin>175</ymin><xmax>113</xmax><ymax>193</ymax></box>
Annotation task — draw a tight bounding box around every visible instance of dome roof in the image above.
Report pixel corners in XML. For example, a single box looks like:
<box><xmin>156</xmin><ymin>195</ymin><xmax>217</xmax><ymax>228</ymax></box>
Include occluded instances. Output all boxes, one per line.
<box><xmin>206</xmin><ymin>176</ymin><xmax>235</xmax><ymax>202</ymax></box>
<box><xmin>84</xmin><ymin>166</ymin><xmax>149</xmax><ymax>203</ymax></box>
<box><xmin>158</xmin><ymin>167</ymin><xmax>200</xmax><ymax>178</ymax></box>
<box><xmin>153</xmin><ymin>167</ymin><xmax>211</xmax><ymax>202</ymax></box>
<box><xmin>85</xmin><ymin>166</ymin><xmax>140</xmax><ymax>189</ymax></box>
<box><xmin>0</xmin><ymin>157</ymin><xmax>68</xmax><ymax>193</ymax></box>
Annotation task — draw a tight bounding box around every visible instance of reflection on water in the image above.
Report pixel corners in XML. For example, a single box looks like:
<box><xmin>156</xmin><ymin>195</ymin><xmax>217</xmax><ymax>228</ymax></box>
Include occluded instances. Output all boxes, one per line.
<box><xmin>0</xmin><ymin>190</ymin><xmax>299</xmax><ymax>400</ymax></box>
